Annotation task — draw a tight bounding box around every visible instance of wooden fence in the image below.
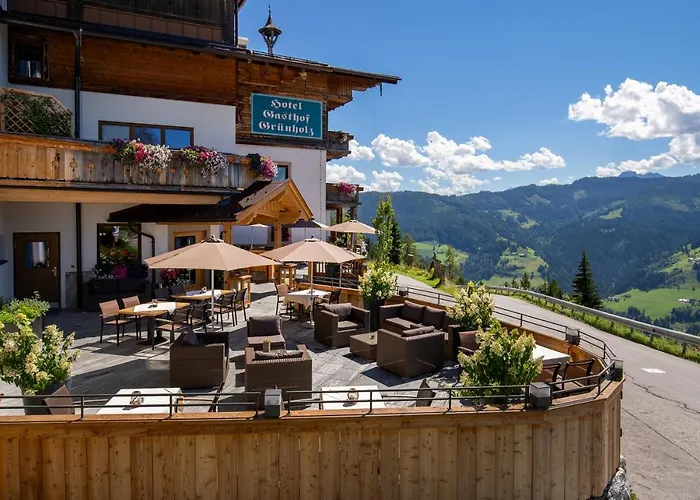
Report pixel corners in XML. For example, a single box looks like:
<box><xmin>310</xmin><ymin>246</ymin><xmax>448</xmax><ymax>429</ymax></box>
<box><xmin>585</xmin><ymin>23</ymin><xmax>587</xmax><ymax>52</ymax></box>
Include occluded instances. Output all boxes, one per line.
<box><xmin>0</xmin><ymin>381</ymin><xmax>622</xmax><ymax>500</ymax></box>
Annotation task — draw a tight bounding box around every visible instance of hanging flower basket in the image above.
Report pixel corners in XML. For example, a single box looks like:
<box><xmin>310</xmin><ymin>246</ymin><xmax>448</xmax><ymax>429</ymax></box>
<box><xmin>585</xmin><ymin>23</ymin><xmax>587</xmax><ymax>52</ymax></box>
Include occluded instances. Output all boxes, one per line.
<box><xmin>110</xmin><ymin>139</ymin><xmax>171</xmax><ymax>174</ymax></box>
<box><xmin>179</xmin><ymin>146</ymin><xmax>228</xmax><ymax>177</ymax></box>
<box><xmin>336</xmin><ymin>182</ymin><xmax>358</xmax><ymax>196</ymax></box>
<box><xmin>246</xmin><ymin>153</ymin><xmax>278</xmax><ymax>180</ymax></box>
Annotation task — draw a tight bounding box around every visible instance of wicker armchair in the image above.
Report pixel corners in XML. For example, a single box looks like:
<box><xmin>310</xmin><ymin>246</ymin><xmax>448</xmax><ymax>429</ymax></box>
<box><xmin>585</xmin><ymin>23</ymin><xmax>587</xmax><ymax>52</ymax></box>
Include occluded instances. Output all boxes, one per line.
<box><xmin>376</xmin><ymin>328</ymin><xmax>445</xmax><ymax>378</ymax></box>
<box><xmin>244</xmin><ymin>344</ymin><xmax>312</xmax><ymax>408</ymax></box>
<box><xmin>314</xmin><ymin>303</ymin><xmax>370</xmax><ymax>348</ymax></box>
<box><xmin>170</xmin><ymin>331</ymin><xmax>230</xmax><ymax>389</ymax></box>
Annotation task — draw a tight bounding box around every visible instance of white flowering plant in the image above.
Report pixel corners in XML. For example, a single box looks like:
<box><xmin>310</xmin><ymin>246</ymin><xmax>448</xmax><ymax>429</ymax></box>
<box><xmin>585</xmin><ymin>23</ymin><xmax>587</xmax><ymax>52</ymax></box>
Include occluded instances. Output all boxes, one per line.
<box><xmin>447</xmin><ymin>281</ymin><xmax>495</xmax><ymax>331</ymax></box>
<box><xmin>458</xmin><ymin>321</ymin><xmax>543</xmax><ymax>398</ymax></box>
<box><xmin>0</xmin><ymin>314</ymin><xmax>79</xmax><ymax>394</ymax></box>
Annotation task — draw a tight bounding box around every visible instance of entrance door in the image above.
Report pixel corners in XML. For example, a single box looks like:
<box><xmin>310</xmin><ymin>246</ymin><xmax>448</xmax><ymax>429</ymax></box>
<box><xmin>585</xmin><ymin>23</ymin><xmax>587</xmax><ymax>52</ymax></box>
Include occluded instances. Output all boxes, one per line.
<box><xmin>13</xmin><ymin>232</ymin><xmax>61</xmax><ymax>305</ymax></box>
<box><xmin>172</xmin><ymin>231</ymin><xmax>207</xmax><ymax>290</ymax></box>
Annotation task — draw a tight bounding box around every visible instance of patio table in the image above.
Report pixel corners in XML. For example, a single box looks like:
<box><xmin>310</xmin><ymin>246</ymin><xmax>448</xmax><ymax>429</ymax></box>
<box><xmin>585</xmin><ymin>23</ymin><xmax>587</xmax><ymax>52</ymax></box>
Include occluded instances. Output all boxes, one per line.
<box><xmin>118</xmin><ymin>301</ymin><xmax>189</xmax><ymax>346</ymax></box>
<box><xmin>534</xmin><ymin>344</ymin><xmax>571</xmax><ymax>366</ymax></box>
<box><xmin>97</xmin><ymin>387</ymin><xmax>182</xmax><ymax>415</ymax></box>
<box><xmin>321</xmin><ymin>385</ymin><xmax>386</xmax><ymax>410</ymax></box>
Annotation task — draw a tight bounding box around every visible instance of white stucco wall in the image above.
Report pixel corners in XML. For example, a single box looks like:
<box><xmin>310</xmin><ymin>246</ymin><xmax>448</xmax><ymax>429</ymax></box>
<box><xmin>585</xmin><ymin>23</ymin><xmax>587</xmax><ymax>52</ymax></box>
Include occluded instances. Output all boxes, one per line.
<box><xmin>232</xmin><ymin>144</ymin><xmax>327</xmax><ymax>243</ymax></box>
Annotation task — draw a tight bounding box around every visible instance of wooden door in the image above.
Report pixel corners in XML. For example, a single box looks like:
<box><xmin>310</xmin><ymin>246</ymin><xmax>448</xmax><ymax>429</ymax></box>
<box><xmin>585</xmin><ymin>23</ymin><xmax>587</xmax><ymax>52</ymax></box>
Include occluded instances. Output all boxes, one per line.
<box><xmin>13</xmin><ymin>232</ymin><xmax>61</xmax><ymax>305</ymax></box>
<box><xmin>172</xmin><ymin>230</ymin><xmax>207</xmax><ymax>290</ymax></box>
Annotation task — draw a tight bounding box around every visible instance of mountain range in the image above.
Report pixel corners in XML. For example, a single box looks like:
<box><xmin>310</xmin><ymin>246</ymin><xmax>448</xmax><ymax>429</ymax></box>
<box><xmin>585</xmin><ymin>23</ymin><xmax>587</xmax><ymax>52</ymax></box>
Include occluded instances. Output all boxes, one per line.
<box><xmin>358</xmin><ymin>174</ymin><xmax>700</xmax><ymax>298</ymax></box>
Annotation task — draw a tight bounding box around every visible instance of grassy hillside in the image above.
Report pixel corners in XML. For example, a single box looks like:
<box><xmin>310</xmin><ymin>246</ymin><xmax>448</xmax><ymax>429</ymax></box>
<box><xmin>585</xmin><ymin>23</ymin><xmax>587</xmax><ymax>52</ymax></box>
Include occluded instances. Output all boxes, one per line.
<box><xmin>414</xmin><ymin>241</ymin><xmax>468</xmax><ymax>264</ymax></box>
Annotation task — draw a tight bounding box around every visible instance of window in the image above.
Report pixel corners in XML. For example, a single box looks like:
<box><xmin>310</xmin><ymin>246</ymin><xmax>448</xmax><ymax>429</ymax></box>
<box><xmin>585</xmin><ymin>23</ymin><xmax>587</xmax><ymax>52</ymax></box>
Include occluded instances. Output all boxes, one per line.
<box><xmin>99</xmin><ymin>121</ymin><xmax>194</xmax><ymax>148</ymax></box>
<box><xmin>9</xmin><ymin>38</ymin><xmax>48</xmax><ymax>81</ymax></box>
<box><xmin>274</xmin><ymin>163</ymin><xmax>290</xmax><ymax>182</ymax></box>
<box><xmin>97</xmin><ymin>224</ymin><xmax>142</xmax><ymax>262</ymax></box>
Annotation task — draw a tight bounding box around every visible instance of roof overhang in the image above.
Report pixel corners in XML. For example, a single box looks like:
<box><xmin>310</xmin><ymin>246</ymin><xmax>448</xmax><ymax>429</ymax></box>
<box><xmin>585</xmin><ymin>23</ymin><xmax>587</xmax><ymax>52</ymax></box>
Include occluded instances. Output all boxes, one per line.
<box><xmin>108</xmin><ymin>179</ymin><xmax>313</xmax><ymax>225</ymax></box>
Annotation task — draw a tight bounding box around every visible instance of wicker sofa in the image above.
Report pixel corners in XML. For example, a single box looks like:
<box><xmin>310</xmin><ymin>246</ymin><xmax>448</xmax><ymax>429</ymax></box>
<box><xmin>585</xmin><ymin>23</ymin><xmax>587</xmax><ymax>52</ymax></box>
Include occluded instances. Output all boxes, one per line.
<box><xmin>169</xmin><ymin>331</ymin><xmax>230</xmax><ymax>389</ymax></box>
<box><xmin>244</xmin><ymin>344</ymin><xmax>313</xmax><ymax>409</ymax></box>
<box><xmin>379</xmin><ymin>301</ymin><xmax>459</xmax><ymax>360</ymax></box>
<box><xmin>376</xmin><ymin>328</ymin><xmax>445</xmax><ymax>378</ymax></box>
<box><xmin>314</xmin><ymin>303</ymin><xmax>370</xmax><ymax>348</ymax></box>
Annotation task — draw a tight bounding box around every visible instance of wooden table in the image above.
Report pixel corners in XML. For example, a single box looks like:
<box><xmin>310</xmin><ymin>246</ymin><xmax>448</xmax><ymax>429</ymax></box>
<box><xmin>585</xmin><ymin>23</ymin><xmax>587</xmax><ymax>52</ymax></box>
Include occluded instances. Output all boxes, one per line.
<box><xmin>349</xmin><ymin>332</ymin><xmax>378</xmax><ymax>361</ymax></box>
<box><xmin>96</xmin><ymin>388</ymin><xmax>182</xmax><ymax>415</ymax></box>
<box><xmin>118</xmin><ymin>302</ymin><xmax>189</xmax><ymax>347</ymax></box>
<box><xmin>320</xmin><ymin>385</ymin><xmax>386</xmax><ymax>410</ymax></box>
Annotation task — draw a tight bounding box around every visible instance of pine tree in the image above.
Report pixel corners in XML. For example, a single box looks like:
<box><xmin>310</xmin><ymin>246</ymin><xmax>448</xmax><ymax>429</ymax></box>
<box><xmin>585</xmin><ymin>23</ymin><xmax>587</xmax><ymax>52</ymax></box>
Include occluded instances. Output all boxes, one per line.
<box><xmin>571</xmin><ymin>251</ymin><xmax>602</xmax><ymax>308</ymax></box>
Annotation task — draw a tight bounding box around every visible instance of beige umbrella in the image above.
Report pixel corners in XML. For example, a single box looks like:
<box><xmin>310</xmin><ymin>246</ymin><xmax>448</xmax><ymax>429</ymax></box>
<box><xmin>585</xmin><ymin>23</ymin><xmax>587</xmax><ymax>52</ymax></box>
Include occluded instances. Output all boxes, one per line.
<box><xmin>146</xmin><ymin>236</ymin><xmax>279</xmax><ymax>318</ymax></box>
<box><xmin>262</xmin><ymin>238</ymin><xmax>363</xmax><ymax>322</ymax></box>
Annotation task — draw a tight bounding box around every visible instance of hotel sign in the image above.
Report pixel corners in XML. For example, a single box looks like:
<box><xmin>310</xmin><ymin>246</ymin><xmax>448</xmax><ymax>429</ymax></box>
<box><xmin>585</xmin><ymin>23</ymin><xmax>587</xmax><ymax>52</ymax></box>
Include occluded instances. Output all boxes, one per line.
<box><xmin>251</xmin><ymin>93</ymin><xmax>323</xmax><ymax>140</ymax></box>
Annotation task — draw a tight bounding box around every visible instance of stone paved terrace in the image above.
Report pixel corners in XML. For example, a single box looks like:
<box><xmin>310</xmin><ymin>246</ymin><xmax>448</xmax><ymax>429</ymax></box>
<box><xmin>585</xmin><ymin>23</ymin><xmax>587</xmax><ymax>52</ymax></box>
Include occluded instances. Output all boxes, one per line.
<box><xmin>0</xmin><ymin>283</ymin><xmax>460</xmax><ymax>415</ymax></box>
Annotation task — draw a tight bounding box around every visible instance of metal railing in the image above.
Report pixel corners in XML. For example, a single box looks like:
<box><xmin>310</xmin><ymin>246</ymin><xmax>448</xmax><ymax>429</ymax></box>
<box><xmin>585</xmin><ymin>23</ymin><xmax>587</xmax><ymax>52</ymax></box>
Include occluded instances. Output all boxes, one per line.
<box><xmin>488</xmin><ymin>286</ymin><xmax>700</xmax><ymax>351</ymax></box>
<box><xmin>396</xmin><ymin>284</ymin><xmax>614</xmax><ymax>360</ymax></box>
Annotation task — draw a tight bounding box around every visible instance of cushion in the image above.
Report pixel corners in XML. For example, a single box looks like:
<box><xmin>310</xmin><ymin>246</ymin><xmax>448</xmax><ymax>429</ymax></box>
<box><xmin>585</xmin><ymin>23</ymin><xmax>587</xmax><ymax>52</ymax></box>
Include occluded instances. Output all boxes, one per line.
<box><xmin>182</xmin><ymin>330</ymin><xmax>200</xmax><ymax>346</ymax></box>
<box><xmin>416</xmin><ymin>379</ymin><xmax>436</xmax><ymax>408</ymax></box>
<box><xmin>400</xmin><ymin>302</ymin><xmax>426</xmax><ymax>323</ymax></box>
<box><xmin>337</xmin><ymin>320</ymin><xmax>361</xmax><ymax>332</ymax></box>
<box><xmin>401</xmin><ymin>325</ymin><xmax>436</xmax><ymax>337</ymax></box>
<box><xmin>248</xmin><ymin>316</ymin><xmax>282</xmax><ymax>336</ymax></box>
<box><xmin>254</xmin><ymin>349</ymin><xmax>304</xmax><ymax>360</ymax></box>
<box><xmin>423</xmin><ymin>306</ymin><xmax>446</xmax><ymax>329</ymax></box>
<box><xmin>385</xmin><ymin>317</ymin><xmax>414</xmax><ymax>330</ymax></box>
<box><xmin>320</xmin><ymin>303</ymin><xmax>352</xmax><ymax>320</ymax></box>
<box><xmin>459</xmin><ymin>330</ymin><xmax>479</xmax><ymax>352</ymax></box>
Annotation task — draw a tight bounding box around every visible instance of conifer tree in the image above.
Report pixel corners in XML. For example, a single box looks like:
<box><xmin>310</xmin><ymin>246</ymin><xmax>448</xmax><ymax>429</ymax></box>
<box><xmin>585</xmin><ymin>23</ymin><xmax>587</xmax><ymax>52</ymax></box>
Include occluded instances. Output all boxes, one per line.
<box><xmin>571</xmin><ymin>251</ymin><xmax>602</xmax><ymax>308</ymax></box>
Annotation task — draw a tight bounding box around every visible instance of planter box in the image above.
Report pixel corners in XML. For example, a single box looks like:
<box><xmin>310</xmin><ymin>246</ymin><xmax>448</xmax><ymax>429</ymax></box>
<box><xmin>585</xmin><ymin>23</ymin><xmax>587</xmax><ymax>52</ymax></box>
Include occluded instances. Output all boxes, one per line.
<box><xmin>3</xmin><ymin>316</ymin><xmax>44</xmax><ymax>337</ymax></box>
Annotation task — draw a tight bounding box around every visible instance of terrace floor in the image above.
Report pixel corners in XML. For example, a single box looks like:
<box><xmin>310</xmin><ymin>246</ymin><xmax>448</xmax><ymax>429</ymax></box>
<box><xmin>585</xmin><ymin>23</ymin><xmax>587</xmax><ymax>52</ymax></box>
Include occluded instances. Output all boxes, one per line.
<box><xmin>0</xmin><ymin>283</ymin><xmax>460</xmax><ymax>415</ymax></box>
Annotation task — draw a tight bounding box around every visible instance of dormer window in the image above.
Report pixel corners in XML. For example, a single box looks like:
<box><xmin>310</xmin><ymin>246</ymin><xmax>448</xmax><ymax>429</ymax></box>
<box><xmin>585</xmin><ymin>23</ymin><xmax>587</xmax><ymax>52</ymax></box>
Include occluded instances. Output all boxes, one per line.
<box><xmin>9</xmin><ymin>38</ymin><xmax>48</xmax><ymax>81</ymax></box>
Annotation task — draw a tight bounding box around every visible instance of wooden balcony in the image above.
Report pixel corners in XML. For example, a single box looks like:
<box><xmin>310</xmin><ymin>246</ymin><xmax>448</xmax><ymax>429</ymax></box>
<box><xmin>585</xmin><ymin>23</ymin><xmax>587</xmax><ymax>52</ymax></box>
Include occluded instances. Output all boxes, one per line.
<box><xmin>327</xmin><ymin>182</ymin><xmax>363</xmax><ymax>207</ymax></box>
<box><xmin>0</xmin><ymin>133</ymin><xmax>254</xmax><ymax>198</ymax></box>
<box><xmin>326</xmin><ymin>130</ymin><xmax>353</xmax><ymax>161</ymax></box>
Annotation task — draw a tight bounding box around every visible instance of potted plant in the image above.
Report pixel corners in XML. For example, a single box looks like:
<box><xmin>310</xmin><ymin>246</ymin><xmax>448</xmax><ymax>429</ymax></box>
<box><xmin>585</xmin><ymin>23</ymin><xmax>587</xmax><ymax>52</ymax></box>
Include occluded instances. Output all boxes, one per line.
<box><xmin>358</xmin><ymin>265</ymin><xmax>397</xmax><ymax>331</ymax></box>
<box><xmin>0</xmin><ymin>315</ymin><xmax>79</xmax><ymax>415</ymax></box>
<box><xmin>0</xmin><ymin>293</ymin><xmax>50</xmax><ymax>337</ymax></box>
<box><xmin>457</xmin><ymin>321</ymin><xmax>543</xmax><ymax>406</ymax></box>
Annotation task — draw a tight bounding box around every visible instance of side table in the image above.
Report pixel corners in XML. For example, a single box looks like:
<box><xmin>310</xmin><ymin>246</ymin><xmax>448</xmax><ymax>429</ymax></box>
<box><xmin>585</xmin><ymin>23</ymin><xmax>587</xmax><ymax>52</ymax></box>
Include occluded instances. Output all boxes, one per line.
<box><xmin>349</xmin><ymin>332</ymin><xmax>378</xmax><ymax>361</ymax></box>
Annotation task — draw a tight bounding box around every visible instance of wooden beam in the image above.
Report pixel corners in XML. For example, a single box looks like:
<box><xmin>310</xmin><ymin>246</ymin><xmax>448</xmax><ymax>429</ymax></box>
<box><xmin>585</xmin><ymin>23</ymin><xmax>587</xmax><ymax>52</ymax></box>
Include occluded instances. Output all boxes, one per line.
<box><xmin>0</xmin><ymin>188</ymin><xmax>221</xmax><ymax>205</ymax></box>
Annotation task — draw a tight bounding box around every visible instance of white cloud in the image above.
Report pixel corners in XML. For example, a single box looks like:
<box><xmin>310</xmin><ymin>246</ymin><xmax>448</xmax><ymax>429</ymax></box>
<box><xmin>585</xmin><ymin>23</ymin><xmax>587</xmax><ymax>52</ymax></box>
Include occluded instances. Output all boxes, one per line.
<box><xmin>492</xmin><ymin>176</ymin><xmax>502</xmax><ymax>181</ymax></box>
<box><xmin>347</xmin><ymin>139</ymin><xmax>375</xmax><ymax>161</ymax></box>
<box><xmin>595</xmin><ymin>153</ymin><xmax>678</xmax><ymax>177</ymax></box>
<box><xmin>367</xmin><ymin>170</ymin><xmax>403</xmax><ymax>192</ymax></box>
<box><xmin>568</xmin><ymin>79</ymin><xmax>700</xmax><ymax>140</ymax></box>
<box><xmin>538</xmin><ymin>177</ymin><xmax>559</xmax><ymax>186</ymax></box>
<box><xmin>326</xmin><ymin>164</ymin><xmax>366</xmax><ymax>183</ymax></box>
<box><xmin>371</xmin><ymin>134</ymin><xmax>431</xmax><ymax>167</ymax></box>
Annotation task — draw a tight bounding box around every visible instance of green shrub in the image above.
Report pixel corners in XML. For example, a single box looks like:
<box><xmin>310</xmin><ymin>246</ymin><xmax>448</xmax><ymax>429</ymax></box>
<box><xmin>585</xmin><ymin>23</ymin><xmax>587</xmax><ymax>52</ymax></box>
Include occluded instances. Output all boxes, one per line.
<box><xmin>458</xmin><ymin>321</ymin><xmax>543</xmax><ymax>398</ymax></box>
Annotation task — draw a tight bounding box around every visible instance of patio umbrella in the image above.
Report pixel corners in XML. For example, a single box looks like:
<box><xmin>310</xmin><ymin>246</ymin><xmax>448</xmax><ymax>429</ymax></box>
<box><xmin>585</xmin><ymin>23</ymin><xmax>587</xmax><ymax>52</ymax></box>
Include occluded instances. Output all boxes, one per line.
<box><xmin>325</xmin><ymin>219</ymin><xmax>375</xmax><ymax>252</ymax></box>
<box><xmin>262</xmin><ymin>238</ymin><xmax>363</xmax><ymax>321</ymax></box>
<box><xmin>145</xmin><ymin>236</ymin><xmax>279</xmax><ymax>319</ymax></box>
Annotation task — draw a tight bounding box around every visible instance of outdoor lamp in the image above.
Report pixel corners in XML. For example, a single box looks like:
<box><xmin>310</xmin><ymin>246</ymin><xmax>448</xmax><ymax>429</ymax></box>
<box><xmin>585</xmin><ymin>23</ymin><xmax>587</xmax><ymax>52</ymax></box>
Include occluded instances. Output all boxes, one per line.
<box><xmin>610</xmin><ymin>359</ymin><xmax>624</xmax><ymax>381</ymax></box>
<box><xmin>264</xmin><ymin>389</ymin><xmax>283</xmax><ymax>418</ymax></box>
<box><xmin>565</xmin><ymin>327</ymin><xmax>580</xmax><ymax>345</ymax></box>
<box><xmin>528</xmin><ymin>382</ymin><xmax>552</xmax><ymax>410</ymax></box>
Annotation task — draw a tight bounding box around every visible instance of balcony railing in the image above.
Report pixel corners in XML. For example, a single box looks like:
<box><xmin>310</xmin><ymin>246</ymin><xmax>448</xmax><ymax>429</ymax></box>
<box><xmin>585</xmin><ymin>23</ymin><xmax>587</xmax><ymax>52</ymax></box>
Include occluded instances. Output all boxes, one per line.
<box><xmin>85</xmin><ymin>0</ymin><xmax>225</xmax><ymax>25</ymax></box>
<box><xmin>326</xmin><ymin>183</ymin><xmax>362</xmax><ymax>206</ymax></box>
<box><xmin>326</xmin><ymin>130</ymin><xmax>352</xmax><ymax>160</ymax></box>
<box><xmin>0</xmin><ymin>133</ymin><xmax>252</xmax><ymax>193</ymax></box>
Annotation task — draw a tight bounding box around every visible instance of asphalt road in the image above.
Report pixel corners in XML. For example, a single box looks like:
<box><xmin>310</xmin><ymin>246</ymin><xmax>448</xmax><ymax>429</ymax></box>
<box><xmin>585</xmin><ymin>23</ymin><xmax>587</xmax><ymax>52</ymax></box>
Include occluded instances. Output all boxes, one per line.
<box><xmin>397</xmin><ymin>275</ymin><xmax>700</xmax><ymax>500</ymax></box>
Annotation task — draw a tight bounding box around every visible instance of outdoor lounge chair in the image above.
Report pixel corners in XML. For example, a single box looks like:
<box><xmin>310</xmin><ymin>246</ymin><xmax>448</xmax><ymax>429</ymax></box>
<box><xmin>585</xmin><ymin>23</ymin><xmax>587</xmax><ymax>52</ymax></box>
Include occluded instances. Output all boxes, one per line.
<box><xmin>314</xmin><ymin>303</ymin><xmax>370</xmax><ymax>348</ymax></box>
<box><xmin>170</xmin><ymin>331</ymin><xmax>230</xmax><ymax>389</ymax></box>
<box><xmin>376</xmin><ymin>327</ymin><xmax>445</xmax><ymax>378</ymax></box>
<box><xmin>98</xmin><ymin>299</ymin><xmax>135</xmax><ymax>345</ymax></box>
<box><xmin>246</xmin><ymin>315</ymin><xmax>285</xmax><ymax>350</ymax></box>
<box><xmin>244</xmin><ymin>344</ymin><xmax>312</xmax><ymax>409</ymax></box>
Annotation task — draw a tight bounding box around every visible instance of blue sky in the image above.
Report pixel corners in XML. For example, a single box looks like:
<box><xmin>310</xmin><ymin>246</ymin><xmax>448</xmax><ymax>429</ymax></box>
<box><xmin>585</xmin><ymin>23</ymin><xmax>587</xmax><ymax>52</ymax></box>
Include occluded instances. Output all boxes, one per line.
<box><xmin>241</xmin><ymin>1</ymin><xmax>700</xmax><ymax>194</ymax></box>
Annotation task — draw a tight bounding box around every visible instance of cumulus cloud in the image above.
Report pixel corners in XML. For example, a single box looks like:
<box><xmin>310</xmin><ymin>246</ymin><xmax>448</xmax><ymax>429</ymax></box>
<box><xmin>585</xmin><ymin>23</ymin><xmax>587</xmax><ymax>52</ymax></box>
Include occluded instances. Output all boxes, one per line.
<box><xmin>570</xmin><ymin>79</ymin><xmax>700</xmax><ymax>176</ymax></box>
<box><xmin>595</xmin><ymin>154</ymin><xmax>678</xmax><ymax>177</ymax></box>
<box><xmin>347</xmin><ymin>139</ymin><xmax>375</xmax><ymax>161</ymax></box>
<box><xmin>538</xmin><ymin>177</ymin><xmax>559</xmax><ymax>186</ymax></box>
<box><xmin>326</xmin><ymin>164</ymin><xmax>366</xmax><ymax>183</ymax></box>
<box><xmin>368</xmin><ymin>170</ymin><xmax>403</xmax><ymax>192</ymax></box>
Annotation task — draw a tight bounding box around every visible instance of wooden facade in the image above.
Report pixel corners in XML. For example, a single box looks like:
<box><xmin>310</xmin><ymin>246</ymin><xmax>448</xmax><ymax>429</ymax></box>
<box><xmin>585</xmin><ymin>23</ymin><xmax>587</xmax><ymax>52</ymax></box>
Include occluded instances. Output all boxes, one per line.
<box><xmin>0</xmin><ymin>381</ymin><xmax>622</xmax><ymax>500</ymax></box>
